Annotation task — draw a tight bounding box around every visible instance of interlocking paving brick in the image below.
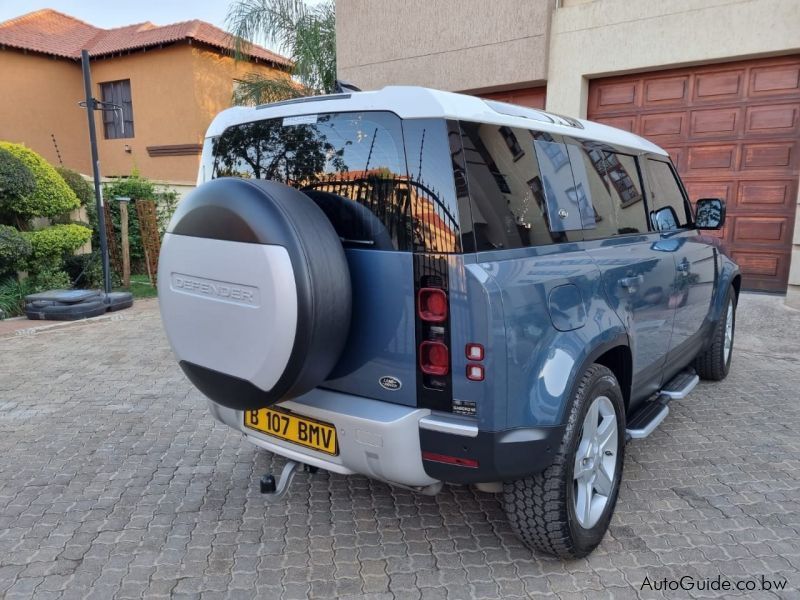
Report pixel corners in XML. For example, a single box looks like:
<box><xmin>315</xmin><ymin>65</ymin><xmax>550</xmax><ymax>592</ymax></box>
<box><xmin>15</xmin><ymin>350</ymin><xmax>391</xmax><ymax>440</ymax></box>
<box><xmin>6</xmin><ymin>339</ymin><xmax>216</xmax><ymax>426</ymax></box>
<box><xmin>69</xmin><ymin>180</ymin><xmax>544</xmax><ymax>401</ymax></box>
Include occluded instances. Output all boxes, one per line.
<box><xmin>0</xmin><ymin>294</ymin><xmax>799</xmax><ymax>598</ymax></box>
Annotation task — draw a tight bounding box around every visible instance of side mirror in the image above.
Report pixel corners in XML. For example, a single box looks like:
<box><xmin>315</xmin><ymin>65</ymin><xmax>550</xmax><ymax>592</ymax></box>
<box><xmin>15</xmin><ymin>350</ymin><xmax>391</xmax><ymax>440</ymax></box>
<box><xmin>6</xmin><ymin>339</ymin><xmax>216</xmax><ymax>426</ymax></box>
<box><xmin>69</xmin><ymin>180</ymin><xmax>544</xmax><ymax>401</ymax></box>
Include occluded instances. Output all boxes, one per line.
<box><xmin>651</xmin><ymin>206</ymin><xmax>679</xmax><ymax>231</ymax></box>
<box><xmin>695</xmin><ymin>198</ymin><xmax>726</xmax><ymax>230</ymax></box>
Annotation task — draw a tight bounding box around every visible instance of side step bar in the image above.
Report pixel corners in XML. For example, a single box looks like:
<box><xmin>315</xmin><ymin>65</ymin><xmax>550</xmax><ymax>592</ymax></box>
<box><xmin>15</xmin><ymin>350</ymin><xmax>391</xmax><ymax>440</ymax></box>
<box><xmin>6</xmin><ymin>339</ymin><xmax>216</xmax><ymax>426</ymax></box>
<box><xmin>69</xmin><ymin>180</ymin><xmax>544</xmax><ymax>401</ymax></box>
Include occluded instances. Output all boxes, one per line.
<box><xmin>626</xmin><ymin>369</ymin><xmax>698</xmax><ymax>440</ymax></box>
<box><xmin>626</xmin><ymin>402</ymin><xmax>669</xmax><ymax>440</ymax></box>
<box><xmin>660</xmin><ymin>370</ymin><xmax>699</xmax><ymax>400</ymax></box>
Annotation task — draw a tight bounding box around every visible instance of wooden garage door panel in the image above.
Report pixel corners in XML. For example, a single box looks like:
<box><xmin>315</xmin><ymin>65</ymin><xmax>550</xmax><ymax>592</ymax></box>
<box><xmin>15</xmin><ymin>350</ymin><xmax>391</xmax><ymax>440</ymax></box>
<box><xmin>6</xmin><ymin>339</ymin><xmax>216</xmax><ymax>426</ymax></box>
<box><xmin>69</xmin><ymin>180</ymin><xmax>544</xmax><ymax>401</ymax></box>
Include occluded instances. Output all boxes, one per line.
<box><xmin>741</xmin><ymin>142</ymin><xmax>794</xmax><ymax>169</ymax></box>
<box><xmin>644</xmin><ymin>76</ymin><xmax>689</xmax><ymax>106</ymax></box>
<box><xmin>737</xmin><ymin>180</ymin><xmax>794</xmax><ymax>209</ymax></box>
<box><xmin>641</xmin><ymin>112</ymin><xmax>684</xmax><ymax>138</ymax></box>
<box><xmin>732</xmin><ymin>251</ymin><xmax>782</xmax><ymax>276</ymax></box>
<box><xmin>749</xmin><ymin>63</ymin><xmax>800</xmax><ymax>97</ymax></box>
<box><xmin>588</xmin><ymin>55</ymin><xmax>800</xmax><ymax>292</ymax></box>
<box><xmin>480</xmin><ymin>86</ymin><xmax>546</xmax><ymax>110</ymax></box>
<box><xmin>690</xmin><ymin>107</ymin><xmax>741</xmax><ymax>137</ymax></box>
<box><xmin>694</xmin><ymin>69</ymin><xmax>744</xmax><ymax>102</ymax></box>
<box><xmin>685</xmin><ymin>181</ymin><xmax>734</xmax><ymax>204</ymax></box>
<box><xmin>686</xmin><ymin>144</ymin><xmax>737</xmax><ymax>172</ymax></box>
<box><xmin>595</xmin><ymin>115</ymin><xmax>637</xmax><ymax>132</ymax></box>
<box><xmin>733</xmin><ymin>216</ymin><xmax>787</xmax><ymax>243</ymax></box>
<box><xmin>746</xmin><ymin>104</ymin><xmax>799</xmax><ymax>135</ymax></box>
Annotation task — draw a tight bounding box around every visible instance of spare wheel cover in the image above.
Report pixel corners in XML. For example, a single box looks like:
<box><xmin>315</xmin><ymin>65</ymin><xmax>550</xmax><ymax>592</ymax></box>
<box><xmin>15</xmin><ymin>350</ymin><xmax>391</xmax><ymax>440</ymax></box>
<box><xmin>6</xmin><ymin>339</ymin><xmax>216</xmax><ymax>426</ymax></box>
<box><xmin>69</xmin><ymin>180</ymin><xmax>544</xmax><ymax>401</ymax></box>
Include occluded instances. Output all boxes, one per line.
<box><xmin>157</xmin><ymin>178</ymin><xmax>352</xmax><ymax>410</ymax></box>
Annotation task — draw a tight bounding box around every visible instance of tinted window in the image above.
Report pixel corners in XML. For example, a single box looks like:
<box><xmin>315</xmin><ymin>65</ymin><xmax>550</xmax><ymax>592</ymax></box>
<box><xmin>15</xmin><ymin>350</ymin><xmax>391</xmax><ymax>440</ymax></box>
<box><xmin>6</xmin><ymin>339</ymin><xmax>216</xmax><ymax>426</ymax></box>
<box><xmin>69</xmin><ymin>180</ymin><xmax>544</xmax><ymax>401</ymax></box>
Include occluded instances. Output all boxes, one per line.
<box><xmin>646</xmin><ymin>159</ymin><xmax>689</xmax><ymax>230</ymax></box>
<box><xmin>567</xmin><ymin>142</ymin><xmax>647</xmax><ymax>240</ymax></box>
<box><xmin>460</xmin><ymin>122</ymin><xmax>556</xmax><ymax>250</ymax></box>
<box><xmin>402</xmin><ymin>119</ymin><xmax>462</xmax><ymax>253</ymax></box>
<box><xmin>532</xmin><ymin>133</ymin><xmax>585</xmax><ymax>236</ymax></box>
<box><xmin>211</xmin><ymin>112</ymin><xmax>460</xmax><ymax>252</ymax></box>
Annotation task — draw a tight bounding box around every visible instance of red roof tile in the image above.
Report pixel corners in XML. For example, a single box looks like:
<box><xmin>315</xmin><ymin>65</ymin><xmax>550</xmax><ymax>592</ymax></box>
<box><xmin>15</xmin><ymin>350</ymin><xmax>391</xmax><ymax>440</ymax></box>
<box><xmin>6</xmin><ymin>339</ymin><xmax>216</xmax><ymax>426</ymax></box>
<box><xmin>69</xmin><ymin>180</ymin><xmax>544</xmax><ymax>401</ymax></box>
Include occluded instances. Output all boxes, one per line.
<box><xmin>0</xmin><ymin>9</ymin><xmax>291</xmax><ymax>67</ymax></box>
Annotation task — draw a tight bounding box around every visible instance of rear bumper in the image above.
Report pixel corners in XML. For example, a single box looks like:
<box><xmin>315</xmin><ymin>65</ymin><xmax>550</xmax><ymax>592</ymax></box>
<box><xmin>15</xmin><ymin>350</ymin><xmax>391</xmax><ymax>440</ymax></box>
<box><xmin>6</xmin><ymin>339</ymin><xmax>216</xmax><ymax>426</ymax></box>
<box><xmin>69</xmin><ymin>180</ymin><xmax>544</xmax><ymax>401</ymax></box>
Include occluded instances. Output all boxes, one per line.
<box><xmin>208</xmin><ymin>388</ymin><xmax>440</xmax><ymax>488</ymax></box>
<box><xmin>209</xmin><ymin>389</ymin><xmax>564</xmax><ymax>489</ymax></box>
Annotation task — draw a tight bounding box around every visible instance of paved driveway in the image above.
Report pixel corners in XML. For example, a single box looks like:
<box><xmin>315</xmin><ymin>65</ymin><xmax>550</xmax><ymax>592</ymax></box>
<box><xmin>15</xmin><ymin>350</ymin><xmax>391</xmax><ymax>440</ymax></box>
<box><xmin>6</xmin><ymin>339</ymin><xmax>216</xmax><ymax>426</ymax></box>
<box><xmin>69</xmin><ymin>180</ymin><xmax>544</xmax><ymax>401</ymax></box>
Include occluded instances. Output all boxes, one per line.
<box><xmin>0</xmin><ymin>294</ymin><xmax>799</xmax><ymax>599</ymax></box>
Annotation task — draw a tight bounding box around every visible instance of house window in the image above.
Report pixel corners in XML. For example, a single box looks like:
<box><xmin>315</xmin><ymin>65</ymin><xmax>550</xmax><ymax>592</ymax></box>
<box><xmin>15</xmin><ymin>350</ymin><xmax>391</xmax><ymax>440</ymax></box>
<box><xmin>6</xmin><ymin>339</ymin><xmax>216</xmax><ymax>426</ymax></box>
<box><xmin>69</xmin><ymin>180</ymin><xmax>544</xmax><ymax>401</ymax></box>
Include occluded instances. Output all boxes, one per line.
<box><xmin>100</xmin><ymin>80</ymin><xmax>134</xmax><ymax>139</ymax></box>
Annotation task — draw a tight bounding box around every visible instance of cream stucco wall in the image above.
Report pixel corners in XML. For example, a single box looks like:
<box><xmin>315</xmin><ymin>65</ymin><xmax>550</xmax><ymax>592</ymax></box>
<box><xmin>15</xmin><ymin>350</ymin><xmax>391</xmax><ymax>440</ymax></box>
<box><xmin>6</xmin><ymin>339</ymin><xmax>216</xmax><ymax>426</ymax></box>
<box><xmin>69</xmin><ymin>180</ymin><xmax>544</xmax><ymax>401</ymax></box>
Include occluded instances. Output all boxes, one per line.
<box><xmin>335</xmin><ymin>0</ymin><xmax>552</xmax><ymax>93</ymax></box>
<box><xmin>545</xmin><ymin>0</ymin><xmax>800</xmax><ymax>117</ymax></box>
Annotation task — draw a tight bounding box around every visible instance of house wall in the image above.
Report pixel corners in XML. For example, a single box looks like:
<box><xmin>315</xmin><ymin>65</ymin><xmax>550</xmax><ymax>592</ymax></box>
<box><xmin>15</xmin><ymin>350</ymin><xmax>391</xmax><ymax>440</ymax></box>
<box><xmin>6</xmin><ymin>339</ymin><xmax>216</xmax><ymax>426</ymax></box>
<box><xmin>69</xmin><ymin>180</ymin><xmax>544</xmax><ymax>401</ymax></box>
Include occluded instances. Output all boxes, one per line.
<box><xmin>1</xmin><ymin>43</ymin><xmax>287</xmax><ymax>186</ymax></box>
<box><xmin>335</xmin><ymin>0</ymin><xmax>552</xmax><ymax>93</ymax></box>
<box><xmin>545</xmin><ymin>0</ymin><xmax>800</xmax><ymax>117</ymax></box>
<box><xmin>0</xmin><ymin>49</ymin><xmax>90</xmax><ymax>173</ymax></box>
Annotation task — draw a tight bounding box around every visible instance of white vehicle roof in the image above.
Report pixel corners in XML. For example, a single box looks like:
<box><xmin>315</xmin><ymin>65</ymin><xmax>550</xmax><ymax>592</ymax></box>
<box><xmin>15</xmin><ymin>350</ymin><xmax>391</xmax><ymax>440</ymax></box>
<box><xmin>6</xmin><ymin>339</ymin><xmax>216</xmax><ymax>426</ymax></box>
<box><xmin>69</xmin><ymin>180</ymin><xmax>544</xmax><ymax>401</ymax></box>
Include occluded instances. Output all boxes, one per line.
<box><xmin>205</xmin><ymin>86</ymin><xmax>667</xmax><ymax>156</ymax></box>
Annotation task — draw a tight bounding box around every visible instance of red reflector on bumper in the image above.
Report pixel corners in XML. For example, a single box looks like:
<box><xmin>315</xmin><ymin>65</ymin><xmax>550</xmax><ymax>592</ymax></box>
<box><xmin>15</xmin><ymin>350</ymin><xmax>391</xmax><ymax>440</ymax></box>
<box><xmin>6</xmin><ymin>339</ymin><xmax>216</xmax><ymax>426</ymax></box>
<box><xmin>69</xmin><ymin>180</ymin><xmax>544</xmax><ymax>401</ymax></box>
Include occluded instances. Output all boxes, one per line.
<box><xmin>421</xmin><ymin>451</ymin><xmax>479</xmax><ymax>468</ymax></box>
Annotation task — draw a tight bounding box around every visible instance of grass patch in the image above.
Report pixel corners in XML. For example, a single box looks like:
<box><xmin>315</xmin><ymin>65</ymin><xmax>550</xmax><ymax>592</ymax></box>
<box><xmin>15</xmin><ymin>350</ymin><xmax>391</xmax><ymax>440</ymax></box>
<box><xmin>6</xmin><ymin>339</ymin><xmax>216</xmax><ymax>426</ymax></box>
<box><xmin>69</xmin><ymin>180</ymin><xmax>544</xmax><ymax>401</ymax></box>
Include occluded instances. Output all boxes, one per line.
<box><xmin>116</xmin><ymin>273</ymin><xmax>157</xmax><ymax>299</ymax></box>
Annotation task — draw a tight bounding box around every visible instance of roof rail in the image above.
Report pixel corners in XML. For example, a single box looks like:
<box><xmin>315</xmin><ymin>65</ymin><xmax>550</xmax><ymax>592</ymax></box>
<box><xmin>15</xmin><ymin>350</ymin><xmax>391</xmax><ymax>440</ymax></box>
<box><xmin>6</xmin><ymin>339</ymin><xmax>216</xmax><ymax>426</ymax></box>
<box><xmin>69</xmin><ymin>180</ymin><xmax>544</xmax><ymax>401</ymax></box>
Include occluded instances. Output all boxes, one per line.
<box><xmin>256</xmin><ymin>92</ymin><xmax>351</xmax><ymax>110</ymax></box>
<box><xmin>484</xmin><ymin>99</ymin><xmax>584</xmax><ymax>129</ymax></box>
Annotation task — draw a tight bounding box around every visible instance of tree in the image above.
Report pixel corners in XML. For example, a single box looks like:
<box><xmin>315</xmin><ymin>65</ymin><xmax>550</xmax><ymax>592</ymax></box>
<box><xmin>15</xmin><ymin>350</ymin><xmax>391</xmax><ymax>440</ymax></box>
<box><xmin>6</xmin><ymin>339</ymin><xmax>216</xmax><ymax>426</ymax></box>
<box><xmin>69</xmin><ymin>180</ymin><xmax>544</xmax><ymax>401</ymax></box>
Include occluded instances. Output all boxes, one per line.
<box><xmin>226</xmin><ymin>0</ymin><xmax>336</xmax><ymax>105</ymax></box>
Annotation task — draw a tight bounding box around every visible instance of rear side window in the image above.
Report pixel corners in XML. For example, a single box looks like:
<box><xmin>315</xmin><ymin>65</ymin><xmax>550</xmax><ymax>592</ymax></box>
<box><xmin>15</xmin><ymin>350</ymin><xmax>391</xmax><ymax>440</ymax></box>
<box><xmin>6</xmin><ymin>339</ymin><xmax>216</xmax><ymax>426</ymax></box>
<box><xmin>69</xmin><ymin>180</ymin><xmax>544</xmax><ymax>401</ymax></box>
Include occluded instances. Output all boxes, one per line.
<box><xmin>566</xmin><ymin>142</ymin><xmax>647</xmax><ymax>239</ymax></box>
<box><xmin>646</xmin><ymin>158</ymin><xmax>690</xmax><ymax>231</ymax></box>
<box><xmin>459</xmin><ymin>122</ymin><xmax>556</xmax><ymax>250</ymax></box>
<box><xmin>209</xmin><ymin>111</ymin><xmax>461</xmax><ymax>252</ymax></box>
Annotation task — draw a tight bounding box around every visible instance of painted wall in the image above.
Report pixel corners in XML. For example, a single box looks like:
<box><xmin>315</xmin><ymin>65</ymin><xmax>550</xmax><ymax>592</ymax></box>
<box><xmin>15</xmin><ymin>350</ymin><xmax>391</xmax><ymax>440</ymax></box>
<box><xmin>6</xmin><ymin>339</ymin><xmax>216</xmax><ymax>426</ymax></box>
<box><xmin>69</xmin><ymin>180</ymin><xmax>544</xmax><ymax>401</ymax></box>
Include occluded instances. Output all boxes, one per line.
<box><xmin>0</xmin><ymin>43</ymin><xmax>287</xmax><ymax>185</ymax></box>
<box><xmin>0</xmin><ymin>50</ymin><xmax>90</xmax><ymax>173</ymax></box>
<box><xmin>335</xmin><ymin>0</ymin><xmax>552</xmax><ymax>93</ymax></box>
<box><xmin>545</xmin><ymin>0</ymin><xmax>800</xmax><ymax>117</ymax></box>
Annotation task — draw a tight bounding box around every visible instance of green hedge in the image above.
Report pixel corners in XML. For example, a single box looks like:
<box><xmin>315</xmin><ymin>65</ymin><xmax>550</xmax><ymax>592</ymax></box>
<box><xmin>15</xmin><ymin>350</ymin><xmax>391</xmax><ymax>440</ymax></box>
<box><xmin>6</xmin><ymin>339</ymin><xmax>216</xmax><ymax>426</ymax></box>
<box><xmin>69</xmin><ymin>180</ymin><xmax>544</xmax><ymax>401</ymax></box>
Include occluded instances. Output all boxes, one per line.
<box><xmin>56</xmin><ymin>167</ymin><xmax>94</xmax><ymax>207</ymax></box>
<box><xmin>25</xmin><ymin>223</ymin><xmax>91</xmax><ymax>270</ymax></box>
<box><xmin>0</xmin><ymin>224</ymin><xmax>32</xmax><ymax>275</ymax></box>
<box><xmin>0</xmin><ymin>147</ymin><xmax>36</xmax><ymax>222</ymax></box>
<box><xmin>0</xmin><ymin>142</ymin><xmax>79</xmax><ymax>220</ymax></box>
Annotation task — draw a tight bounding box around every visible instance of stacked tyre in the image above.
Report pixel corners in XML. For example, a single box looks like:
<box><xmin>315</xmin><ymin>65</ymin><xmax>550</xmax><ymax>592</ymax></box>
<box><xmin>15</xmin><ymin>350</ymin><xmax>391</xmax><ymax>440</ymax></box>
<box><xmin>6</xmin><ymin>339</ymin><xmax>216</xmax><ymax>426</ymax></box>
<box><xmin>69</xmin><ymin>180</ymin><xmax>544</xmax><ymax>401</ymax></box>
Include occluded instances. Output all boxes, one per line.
<box><xmin>25</xmin><ymin>290</ymin><xmax>133</xmax><ymax>321</ymax></box>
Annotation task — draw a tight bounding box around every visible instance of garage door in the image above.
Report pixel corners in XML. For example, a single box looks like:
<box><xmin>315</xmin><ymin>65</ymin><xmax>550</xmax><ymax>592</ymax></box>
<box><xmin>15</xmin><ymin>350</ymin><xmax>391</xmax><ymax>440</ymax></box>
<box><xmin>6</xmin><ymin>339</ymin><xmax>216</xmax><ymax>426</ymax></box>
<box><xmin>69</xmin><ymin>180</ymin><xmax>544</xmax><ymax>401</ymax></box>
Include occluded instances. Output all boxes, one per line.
<box><xmin>588</xmin><ymin>56</ymin><xmax>800</xmax><ymax>292</ymax></box>
<box><xmin>479</xmin><ymin>86</ymin><xmax>546</xmax><ymax>110</ymax></box>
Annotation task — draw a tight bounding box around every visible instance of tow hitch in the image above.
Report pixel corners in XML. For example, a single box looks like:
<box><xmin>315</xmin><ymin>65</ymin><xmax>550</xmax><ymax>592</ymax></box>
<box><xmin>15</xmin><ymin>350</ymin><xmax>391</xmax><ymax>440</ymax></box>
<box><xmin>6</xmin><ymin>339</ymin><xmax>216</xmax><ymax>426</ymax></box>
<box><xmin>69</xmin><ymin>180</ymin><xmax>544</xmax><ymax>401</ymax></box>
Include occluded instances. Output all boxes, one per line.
<box><xmin>259</xmin><ymin>461</ymin><xmax>317</xmax><ymax>502</ymax></box>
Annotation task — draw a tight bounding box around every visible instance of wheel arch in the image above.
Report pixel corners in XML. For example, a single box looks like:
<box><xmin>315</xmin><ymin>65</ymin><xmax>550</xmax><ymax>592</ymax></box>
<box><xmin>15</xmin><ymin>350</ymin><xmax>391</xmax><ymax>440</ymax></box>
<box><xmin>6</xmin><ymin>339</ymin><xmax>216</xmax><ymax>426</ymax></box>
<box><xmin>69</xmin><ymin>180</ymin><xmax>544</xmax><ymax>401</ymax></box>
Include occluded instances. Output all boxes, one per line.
<box><xmin>553</xmin><ymin>332</ymin><xmax>630</xmax><ymax>425</ymax></box>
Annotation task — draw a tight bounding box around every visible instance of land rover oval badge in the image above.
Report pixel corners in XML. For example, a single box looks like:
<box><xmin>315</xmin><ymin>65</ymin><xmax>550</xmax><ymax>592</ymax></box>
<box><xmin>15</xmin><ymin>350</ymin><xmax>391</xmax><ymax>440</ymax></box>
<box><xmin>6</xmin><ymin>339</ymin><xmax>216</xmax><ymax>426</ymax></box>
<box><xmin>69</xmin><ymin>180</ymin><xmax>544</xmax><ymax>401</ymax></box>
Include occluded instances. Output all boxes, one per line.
<box><xmin>379</xmin><ymin>376</ymin><xmax>402</xmax><ymax>391</ymax></box>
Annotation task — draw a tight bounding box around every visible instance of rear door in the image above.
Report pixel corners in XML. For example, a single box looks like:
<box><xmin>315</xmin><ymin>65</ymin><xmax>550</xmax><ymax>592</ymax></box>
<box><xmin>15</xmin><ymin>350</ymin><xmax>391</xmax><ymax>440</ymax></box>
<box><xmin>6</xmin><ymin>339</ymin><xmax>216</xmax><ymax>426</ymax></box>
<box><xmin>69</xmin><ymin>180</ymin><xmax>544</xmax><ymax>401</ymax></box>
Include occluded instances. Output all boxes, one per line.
<box><xmin>645</xmin><ymin>157</ymin><xmax>716</xmax><ymax>361</ymax></box>
<box><xmin>208</xmin><ymin>111</ymin><xmax>463</xmax><ymax>408</ymax></box>
<box><xmin>564</xmin><ymin>141</ymin><xmax>676</xmax><ymax>399</ymax></box>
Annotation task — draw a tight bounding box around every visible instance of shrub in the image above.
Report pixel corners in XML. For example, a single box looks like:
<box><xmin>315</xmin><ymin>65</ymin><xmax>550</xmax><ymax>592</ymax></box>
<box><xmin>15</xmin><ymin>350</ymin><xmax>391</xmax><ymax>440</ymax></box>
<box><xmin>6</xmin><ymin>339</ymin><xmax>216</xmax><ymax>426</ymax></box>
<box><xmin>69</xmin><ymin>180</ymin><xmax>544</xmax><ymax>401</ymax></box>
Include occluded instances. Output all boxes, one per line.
<box><xmin>87</xmin><ymin>174</ymin><xmax>179</xmax><ymax>273</ymax></box>
<box><xmin>25</xmin><ymin>223</ymin><xmax>92</xmax><ymax>271</ymax></box>
<box><xmin>56</xmin><ymin>167</ymin><xmax>94</xmax><ymax>206</ymax></box>
<box><xmin>64</xmin><ymin>252</ymin><xmax>120</xmax><ymax>289</ymax></box>
<box><xmin>0</xmin><ymin>224</ymin><xmax>32</xmax><ymax>275</ymax></box>
<box><xmin>0</xmin><ymin>142</ymin><xmax>79</xmax><ymax>221</ymax></box>
<box><xmin>0</xmin><ymin>147</ymin><xmax>36</xmax><ymax>224</ymax></box>
<box><xmin>30</xmin><ymin>268</ymin><xmax>71</xmax><ymax>292</ymax></box>
<box><xmin>0</xmin><ymin>275</ymin><xmax>34</xmax><ymax>318</ymax></box>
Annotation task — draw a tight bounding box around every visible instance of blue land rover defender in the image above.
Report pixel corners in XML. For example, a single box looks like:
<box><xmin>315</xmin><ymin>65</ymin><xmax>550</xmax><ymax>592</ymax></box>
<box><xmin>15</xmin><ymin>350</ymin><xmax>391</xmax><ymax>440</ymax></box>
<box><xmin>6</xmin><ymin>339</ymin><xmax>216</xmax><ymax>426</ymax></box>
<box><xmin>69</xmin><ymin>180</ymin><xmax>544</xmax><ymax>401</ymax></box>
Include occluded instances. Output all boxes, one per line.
<box><xmin>158</xmin><ymin>87</ymin><xmax>739</xmax><ymax>558</ymax></box>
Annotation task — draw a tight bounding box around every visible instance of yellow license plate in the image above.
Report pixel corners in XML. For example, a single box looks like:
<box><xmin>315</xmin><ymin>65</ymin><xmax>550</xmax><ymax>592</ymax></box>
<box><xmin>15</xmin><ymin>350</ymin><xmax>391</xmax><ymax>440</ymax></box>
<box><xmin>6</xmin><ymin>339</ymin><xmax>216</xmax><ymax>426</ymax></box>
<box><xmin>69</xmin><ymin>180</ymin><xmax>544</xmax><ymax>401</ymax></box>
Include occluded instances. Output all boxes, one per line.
<box><xmin>243</xmin><ymin>407</ymin><xmax>338</xmax><ymax>455</ymax></box>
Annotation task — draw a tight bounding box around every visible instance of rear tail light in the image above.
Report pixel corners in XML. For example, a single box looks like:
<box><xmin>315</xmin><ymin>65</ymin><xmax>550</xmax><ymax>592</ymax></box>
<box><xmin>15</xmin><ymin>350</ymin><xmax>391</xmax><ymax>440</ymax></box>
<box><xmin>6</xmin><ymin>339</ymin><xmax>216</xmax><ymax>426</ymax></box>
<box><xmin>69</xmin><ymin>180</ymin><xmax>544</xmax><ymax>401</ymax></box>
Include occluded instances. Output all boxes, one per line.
<box><xmin>465</xmin><ymin>343</ymin><xmax>484</xmax><ymax>361</ymax></box>
<box><xmin>422</xmin><ymin>451</ymin><xmax>479</xmax><ymax>468</ymax></box>
<box><xmin>466</xmin><ymin>364</ymin><xmax>484</xmax><ymax>381</ymax></box>
<box><xmin>417</xmin><ymin>288</ymin><xmax>448</xmax><ymax>322</ymax></box>
<box><xmin>419</xmin><ymin>341</ymin><xmax>449</xmax><ymax>376</ymax></box>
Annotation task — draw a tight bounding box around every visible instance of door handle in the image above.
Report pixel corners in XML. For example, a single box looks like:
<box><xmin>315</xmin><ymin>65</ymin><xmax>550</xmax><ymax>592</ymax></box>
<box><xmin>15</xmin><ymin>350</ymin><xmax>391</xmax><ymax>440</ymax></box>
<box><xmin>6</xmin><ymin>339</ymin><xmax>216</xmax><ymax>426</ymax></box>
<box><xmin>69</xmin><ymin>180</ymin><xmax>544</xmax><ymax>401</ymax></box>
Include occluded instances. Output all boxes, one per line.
<box><xmin>619</xmin><ymin>275</ymin><xmax>643</xmax><ymax>290</ymax></box>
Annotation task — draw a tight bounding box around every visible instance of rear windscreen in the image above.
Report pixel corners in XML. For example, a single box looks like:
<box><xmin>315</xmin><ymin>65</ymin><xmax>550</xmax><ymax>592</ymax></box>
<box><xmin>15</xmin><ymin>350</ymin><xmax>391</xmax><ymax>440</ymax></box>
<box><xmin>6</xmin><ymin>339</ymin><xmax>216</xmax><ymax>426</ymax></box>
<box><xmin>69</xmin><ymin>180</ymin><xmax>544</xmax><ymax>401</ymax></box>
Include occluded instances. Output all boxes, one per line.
<box><xmin>207</xmin><ymin>111</ymin><xmax>461</xmax><ymax>253</ymax></box>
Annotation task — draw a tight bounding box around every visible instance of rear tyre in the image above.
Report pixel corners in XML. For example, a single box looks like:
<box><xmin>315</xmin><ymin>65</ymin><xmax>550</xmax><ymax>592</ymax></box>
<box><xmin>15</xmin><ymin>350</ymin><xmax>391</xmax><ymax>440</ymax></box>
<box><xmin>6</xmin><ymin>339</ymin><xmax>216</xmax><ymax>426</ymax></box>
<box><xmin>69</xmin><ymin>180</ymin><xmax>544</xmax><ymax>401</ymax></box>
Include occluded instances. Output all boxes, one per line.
<box><xmin>694</xmin><ymin>286</ymin><xmax>736</xmax><ymax>381</ymax></box>
<box><xmin>502</xmin><ymin>364</ymin><xmax>625</xmax><ymax>558</ymax></box>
